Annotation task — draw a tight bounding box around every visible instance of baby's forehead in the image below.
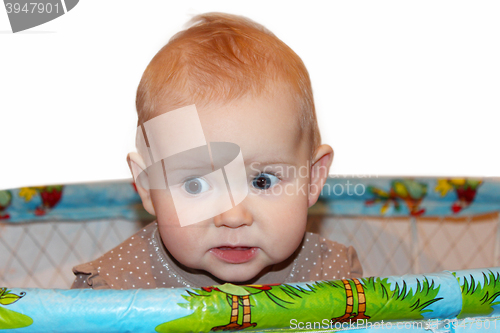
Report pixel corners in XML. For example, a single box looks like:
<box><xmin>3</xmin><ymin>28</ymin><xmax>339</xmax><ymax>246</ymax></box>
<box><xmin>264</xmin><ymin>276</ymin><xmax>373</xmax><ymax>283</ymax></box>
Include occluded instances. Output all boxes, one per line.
<box><xmin>199</xmin><ymin>88</ymin><xmax>302</xmax><ymax>122</ymax></box>
<box><xmin>142</xmin><ymin>84</ymin><xmax>309</xmax><ymax>150</ymax></box>
<box><xmin>141</xmin><ymin>99</ymin><xmax>307</xmax><ymax>155</ymax></box>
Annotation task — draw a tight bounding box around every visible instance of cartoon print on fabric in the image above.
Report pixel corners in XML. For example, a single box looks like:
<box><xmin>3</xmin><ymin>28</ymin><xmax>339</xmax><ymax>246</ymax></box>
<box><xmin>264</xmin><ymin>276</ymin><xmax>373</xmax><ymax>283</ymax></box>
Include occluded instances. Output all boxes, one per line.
<box><xmin>435</xmin><ymin>178</ymin><xmax>482</xmax><ymax>213</ymax></box>
<box><xmin>0</xmin><ymin>190</ymin><xmax>12</xmax><ymax>220</ymax></box>
<box><xmin>201</xmin><ymin>284</ymin><xmax>281</xmax><ymax>331</ymax></box>
<box><xmin>155</xmin><ymin>277</ymin><xmax>443</xmax><ymax>332</ymax></box>
<box><xmin>457</xmin><ymin>270</ymin><xmax>500</xmax><ymax>318</ymax></box>
<box><xmin>366</xmin><ymin>180</ymin><xmax>428</xmax><ymax>216</ymax></box>
<box><xmin>18</xmin><ymin>185</ymin><xmax>64</xmax><ymax>216</ymax></box>
<box><xmin>0</xmin><ymin>288</ymin><xmax>33</xmax><ymax>329</ymax></box>
<box><xmin>331</xmin><ymin>278</ymin><xmax>370</xmax><ymax>323</ymax></box>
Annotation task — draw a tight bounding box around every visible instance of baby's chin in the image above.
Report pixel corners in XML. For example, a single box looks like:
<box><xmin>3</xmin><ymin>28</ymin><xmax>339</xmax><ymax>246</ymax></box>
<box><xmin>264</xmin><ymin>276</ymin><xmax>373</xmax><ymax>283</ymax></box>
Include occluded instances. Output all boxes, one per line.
<box><xmin>205</xmin><ymin>261</ymin><xmax>271</xmax><ymax>284</ymax></box>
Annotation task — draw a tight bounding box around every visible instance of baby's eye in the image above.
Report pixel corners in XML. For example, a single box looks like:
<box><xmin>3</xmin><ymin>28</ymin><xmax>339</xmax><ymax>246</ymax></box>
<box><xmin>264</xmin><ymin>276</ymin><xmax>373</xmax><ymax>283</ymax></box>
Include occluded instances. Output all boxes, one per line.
<box><xmin>252</xmin><ymin>173</ymin><xmax>280</xmax><ymax>190</ymax></box>
<box><xmin>183</xmin><ymin>177</ymin><xmax>210</xmax><ymax>195</ymax></box>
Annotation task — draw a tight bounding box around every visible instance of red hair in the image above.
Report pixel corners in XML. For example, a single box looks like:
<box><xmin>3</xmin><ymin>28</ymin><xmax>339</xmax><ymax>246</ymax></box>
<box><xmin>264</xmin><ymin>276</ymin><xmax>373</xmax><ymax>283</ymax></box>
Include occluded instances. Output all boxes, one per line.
<box><xmin>136</xmin><ymin>12</ymin><xmax>321</xmax><ymax>151</ymax></box>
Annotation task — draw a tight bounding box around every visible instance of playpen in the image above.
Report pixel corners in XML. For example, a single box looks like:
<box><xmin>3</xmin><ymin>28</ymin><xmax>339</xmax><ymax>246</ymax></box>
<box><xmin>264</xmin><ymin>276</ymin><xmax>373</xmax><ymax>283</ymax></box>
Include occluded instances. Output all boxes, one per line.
<box><xmin>1</xmin><ymin>176</ymin><xmax>500</xmax><ymax>332</ymax></box>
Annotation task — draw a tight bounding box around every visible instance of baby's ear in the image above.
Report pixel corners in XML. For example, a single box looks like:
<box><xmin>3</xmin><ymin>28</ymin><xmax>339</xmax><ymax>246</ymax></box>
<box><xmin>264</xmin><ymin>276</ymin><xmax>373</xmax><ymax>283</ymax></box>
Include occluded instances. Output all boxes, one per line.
<box><xmin>308</xmin><ymin>145</ymin><xmax>334</xmax><ymax>208</ymax></box>
<box><xmin>127</xmin><ymin>152</ymin><xmax>155</xmax><ymax>216</ymax></box>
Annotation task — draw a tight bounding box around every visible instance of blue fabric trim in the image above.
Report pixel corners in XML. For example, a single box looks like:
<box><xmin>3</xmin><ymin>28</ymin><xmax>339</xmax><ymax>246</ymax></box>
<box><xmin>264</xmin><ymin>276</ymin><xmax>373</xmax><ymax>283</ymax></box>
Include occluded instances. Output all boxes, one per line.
<box><xmin>0</xmin><ymin>179</ymin><xmax>154</xmax><ymax>224</ymax></box>
<box><xmin>1</xmin><ymin>177</ymin><xmax>499</xmax><ymax>223</ymax></box>
<box><xmin>2</xmin><ymin>267</ymin><xmax>500</xmax><ymax>332</ymax></box>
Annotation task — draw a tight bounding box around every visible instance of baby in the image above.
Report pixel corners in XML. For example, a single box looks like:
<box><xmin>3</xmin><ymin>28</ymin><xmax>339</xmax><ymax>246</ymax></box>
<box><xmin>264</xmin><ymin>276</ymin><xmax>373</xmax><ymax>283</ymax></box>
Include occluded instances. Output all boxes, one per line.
<box><xmin>71</xmin><ymin>12</ymin><xmax>362</xmax><ymax>290</ymax></box>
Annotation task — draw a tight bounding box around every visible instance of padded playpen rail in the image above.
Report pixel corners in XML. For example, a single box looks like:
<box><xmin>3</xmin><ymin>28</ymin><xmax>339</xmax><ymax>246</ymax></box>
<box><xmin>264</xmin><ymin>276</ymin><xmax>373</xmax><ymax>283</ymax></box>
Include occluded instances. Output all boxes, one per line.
<box><xmin>2</xmin><ymin>268</ymin><xmax>500</xmax><ymax>332</ymax></box>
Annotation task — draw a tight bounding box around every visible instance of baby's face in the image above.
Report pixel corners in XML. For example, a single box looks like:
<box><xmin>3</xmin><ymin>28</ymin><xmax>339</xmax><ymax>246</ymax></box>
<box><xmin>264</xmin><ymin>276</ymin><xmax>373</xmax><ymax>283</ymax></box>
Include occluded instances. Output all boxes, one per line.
<box><xmin>150</xmin><ymin>89</ymin><xmax>315</xmax><ymax>283</ymax></box>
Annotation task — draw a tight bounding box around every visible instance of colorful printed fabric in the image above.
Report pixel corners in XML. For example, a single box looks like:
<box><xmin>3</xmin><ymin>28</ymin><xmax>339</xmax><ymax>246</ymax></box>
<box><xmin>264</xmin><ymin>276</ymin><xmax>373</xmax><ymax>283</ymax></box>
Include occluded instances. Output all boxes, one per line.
<box><xmin>1</xmin><ymin>267</ymin><xmax>500</xmax><ymax>332</ymax></box>
<box><xmin>0</xmin><ymin>180</ymin><xmax>154</xmax><ymax>223</ymax></box>
<box><xmin>312</xmin><ymin>177</ymin><xmax>498</xmax><ymax>217</ymax></box>
<box><xmin>1</xmin><ymin>177</ymin><xmax>499</xmax><ymax>223</ymax></box>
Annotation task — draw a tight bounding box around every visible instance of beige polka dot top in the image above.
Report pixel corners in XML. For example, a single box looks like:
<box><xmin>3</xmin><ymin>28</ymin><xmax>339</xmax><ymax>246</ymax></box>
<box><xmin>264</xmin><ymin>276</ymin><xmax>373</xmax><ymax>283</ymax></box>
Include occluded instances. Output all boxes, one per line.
<box><xmin>71</xmin><ymin>221</ymin><xmax>363</xmax><ymax>290</ymax></box>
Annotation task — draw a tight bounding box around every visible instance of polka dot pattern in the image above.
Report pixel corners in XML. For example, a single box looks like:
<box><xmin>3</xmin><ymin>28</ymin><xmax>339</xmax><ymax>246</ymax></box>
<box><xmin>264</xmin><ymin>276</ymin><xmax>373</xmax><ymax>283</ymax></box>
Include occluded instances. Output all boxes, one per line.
<box><xmin>70</xmin><ymin>224</ymin><xmax>363</xmax><ymax>290</ymax></box>
<box><xmin>284</xmin><ymin>232</ymin><xmax>363</xmax><ymax>284</ymax></box>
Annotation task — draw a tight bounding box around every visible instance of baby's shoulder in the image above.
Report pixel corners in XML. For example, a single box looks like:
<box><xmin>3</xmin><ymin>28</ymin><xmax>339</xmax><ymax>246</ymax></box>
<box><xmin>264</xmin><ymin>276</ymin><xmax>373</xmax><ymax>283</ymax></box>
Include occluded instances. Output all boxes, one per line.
<box><xmin>71</xmin><ymin>222</ymin><xmax>157</xmax><ymax>289</ymax></box>
<box><xmin>297</xmin><ymin>232</ymin><xmax>363</xmax><ymax>279</ymax></box>
<box><xmin>303</xmin><ymin>231</ymin><xmax>350</xmax><ymax>254</ymax></box>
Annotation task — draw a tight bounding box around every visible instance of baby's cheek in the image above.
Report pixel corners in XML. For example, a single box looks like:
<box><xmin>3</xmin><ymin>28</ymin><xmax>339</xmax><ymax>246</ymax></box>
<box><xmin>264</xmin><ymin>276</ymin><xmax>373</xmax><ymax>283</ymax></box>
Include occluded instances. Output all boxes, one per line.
<box><xmin>273</xmin><ymin>195</ymin><xmax>308</xmax><ymax>227</ymax></box>
<box><xmin>160</xmin><ymin>226</ymin><xmax>207</xmax><ymax>267</ymax></box>
<box><xmin>268</xmin><ymin>200</ymin><xmax>308</xmax><ymax>257</ymax></box>
<box><xmin>282</xmin><ymin>226</ymin><xmax>306</xmax><ymax>253</ymax></box>
<box><xmin>150</xmin><ymin>190</ymin><xmax>183</xmax><ymax>225</ymax></box>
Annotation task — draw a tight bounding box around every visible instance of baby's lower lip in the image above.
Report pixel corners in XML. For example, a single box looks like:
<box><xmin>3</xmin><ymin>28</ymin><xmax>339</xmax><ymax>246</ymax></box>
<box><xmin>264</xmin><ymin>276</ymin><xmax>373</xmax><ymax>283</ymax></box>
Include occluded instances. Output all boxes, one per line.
<box><xmin>210</xmin><ymin>247</ymin><xmax>258</xmax><ymax>264</ymax></box>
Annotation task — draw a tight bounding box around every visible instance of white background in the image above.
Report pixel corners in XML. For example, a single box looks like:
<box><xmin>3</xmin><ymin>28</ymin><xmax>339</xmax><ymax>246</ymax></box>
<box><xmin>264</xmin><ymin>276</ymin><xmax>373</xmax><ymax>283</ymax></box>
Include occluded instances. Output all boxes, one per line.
<box><xmin>1</xmin><ymin>1</ymin><xmax>499</xmax><ymax>190</ymax></box>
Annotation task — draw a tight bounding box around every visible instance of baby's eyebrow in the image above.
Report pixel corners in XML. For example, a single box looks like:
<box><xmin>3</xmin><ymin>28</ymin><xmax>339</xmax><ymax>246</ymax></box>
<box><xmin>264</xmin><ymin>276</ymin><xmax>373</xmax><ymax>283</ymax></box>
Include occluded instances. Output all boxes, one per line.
<box><xmin>244</xmin><ymin>159</ymin><xmax>295</xmax><ymax>167</ymax></box>
<box><xmin>162</xmin><ymin>145</ymin><xmax>213</xmax><ymax>172</ymax></box>
<box><xmin>166</xmin><ymin>164</ymin><xmax>213</xmax><ymax>172</ymax></box>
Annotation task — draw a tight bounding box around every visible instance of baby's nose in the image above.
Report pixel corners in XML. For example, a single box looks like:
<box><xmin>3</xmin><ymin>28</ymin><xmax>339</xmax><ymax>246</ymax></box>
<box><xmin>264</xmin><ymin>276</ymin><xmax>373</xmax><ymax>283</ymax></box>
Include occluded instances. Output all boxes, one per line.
<box><xmin>213</xmin><ymin>204</ymin><xmax>253</xmax><ymax>228</ymax></box>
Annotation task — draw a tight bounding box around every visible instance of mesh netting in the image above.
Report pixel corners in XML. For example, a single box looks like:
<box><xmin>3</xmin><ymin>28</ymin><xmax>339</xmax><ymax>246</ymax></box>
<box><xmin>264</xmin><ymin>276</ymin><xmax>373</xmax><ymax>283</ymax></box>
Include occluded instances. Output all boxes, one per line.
<box><xmin>1</xmin><ymin>214</ymin><xmax>498</xmax><ymax>288</ymax></box>
<box><xmin>309</xmin><ymin>213</ymin><xmax>499</xmax><ymax>277</ymax></box>
<box><xmin>0</xmin><ymin>220</ymin><xmax>148</xmax><ymax>288</ymax></box>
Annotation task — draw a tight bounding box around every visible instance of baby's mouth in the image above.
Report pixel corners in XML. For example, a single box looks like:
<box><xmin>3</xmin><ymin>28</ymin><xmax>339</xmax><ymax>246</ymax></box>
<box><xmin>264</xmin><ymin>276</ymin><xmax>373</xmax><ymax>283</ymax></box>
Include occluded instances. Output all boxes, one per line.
<box><xmin>210</xmin><ymin>246</ymin><xmax>258</xmax><ymax>264</ymax></box>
